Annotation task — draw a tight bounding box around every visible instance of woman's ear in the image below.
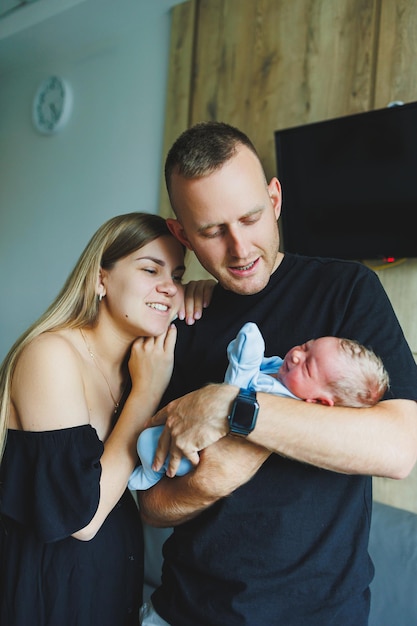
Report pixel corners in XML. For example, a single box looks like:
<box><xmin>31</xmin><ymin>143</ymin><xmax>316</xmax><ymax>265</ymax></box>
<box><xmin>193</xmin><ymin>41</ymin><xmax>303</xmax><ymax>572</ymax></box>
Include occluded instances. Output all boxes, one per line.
<box><xmin>96</xmin><ymin>268</ymin><xmax>107</xmax><ymax>300</ymax></box>
<box><xmin>166</xmin><ymin>218</ymin><xmax>193</xmax><ymax>250</ymax></box>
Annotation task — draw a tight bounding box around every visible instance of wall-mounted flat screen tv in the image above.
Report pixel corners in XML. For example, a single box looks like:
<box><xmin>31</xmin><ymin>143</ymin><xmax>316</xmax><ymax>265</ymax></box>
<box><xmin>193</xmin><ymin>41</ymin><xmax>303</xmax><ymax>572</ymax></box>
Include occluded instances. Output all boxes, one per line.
<box><xmin>274</xmin><ymin>102</ymin><xmax>417</xmax><ymax>261</ymax></box>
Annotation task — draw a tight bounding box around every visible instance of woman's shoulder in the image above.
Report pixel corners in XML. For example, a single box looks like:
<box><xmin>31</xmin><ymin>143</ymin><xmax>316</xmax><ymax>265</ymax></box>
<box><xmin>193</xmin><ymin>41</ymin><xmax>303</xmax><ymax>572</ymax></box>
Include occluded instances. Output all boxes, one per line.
<box><xmin>19</xmin><ymin>329</ymin><xmax>80</xmax><ymax>363</ymax></box>
<box><xmin>11</xmin><ymin>329</ymin><xmax>89</xmax><ymax>431</ymax></box>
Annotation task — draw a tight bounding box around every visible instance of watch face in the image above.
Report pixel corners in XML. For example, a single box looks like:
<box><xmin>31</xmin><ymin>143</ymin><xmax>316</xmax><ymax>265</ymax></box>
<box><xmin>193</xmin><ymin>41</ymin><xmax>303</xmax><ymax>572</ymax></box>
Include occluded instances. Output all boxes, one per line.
<box><xmin>229</xmin><ymin>390</ymin><xmax>259</xmax><ymax>436</ymax></box>
<box><xmin>33</xmin><ymin>76</ymin><xmax>73</xmax><ymax>135</ymax></box>
<box><xmin>233</xmin><ymin>397</ymin><xmax>257</xmax><ymax>427</ymax></box>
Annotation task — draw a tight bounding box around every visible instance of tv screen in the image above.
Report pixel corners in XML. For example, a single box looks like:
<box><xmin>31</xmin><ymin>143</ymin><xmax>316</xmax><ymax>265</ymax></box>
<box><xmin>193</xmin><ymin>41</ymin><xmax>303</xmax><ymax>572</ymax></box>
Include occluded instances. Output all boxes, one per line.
<box><xmin>274</xmin><ymin>102</ymin><xmax>417</xmax><ymax>261</ymax></box>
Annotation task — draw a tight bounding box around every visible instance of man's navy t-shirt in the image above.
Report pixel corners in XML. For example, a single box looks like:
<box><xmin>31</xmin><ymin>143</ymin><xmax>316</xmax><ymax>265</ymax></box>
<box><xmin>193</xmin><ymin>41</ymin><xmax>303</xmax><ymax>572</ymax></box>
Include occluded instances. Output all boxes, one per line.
<box><xmin>152</xmin><ymin>254</ymin><xmax>417</xmax><ymax>626</ymax></box>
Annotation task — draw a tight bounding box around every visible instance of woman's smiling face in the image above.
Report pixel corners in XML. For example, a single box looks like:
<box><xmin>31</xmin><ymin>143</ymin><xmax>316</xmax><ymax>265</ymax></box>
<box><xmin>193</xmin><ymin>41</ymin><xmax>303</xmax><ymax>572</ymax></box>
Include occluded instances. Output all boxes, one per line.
<box><xmin>100</xmin><ymin>234</ymin><xmax>185</xmax><ymax>338</ymax></box>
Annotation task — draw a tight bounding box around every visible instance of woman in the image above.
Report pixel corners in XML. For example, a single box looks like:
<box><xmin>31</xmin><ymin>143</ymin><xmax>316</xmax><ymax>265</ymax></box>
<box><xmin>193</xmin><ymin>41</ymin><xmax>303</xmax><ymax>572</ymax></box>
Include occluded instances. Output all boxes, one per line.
<box><xmin>0</xmin><ymin>212</ymin><xmax>214</xmax><ymax>626</ymax></box>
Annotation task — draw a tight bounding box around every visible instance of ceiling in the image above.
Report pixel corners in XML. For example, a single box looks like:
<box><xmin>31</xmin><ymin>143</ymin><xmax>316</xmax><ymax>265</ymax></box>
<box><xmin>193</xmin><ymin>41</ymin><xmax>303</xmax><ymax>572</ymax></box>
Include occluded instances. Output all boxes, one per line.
<box><xmin>0</xmin><ymin>0</ymin><xmax>93</xmax><ymax>73</ymax></box>
<box><xmin>0</xmin><ymin>0</ymin><xmax>40</xmax><ymax>22</ymax></box>
<box><xmin>0</xmin><ymin>0</ymin><xmax>179</xmax><ymax>75</ymax></box>
<box><xmin>0</xmin><ymin>0</ymin><xmax>87</xmax><ymax>39</ymax></box>
<box><xmin>0</xmin><ymin>0</ymin><xmax>187</xmax><ymax>76</ymax></box>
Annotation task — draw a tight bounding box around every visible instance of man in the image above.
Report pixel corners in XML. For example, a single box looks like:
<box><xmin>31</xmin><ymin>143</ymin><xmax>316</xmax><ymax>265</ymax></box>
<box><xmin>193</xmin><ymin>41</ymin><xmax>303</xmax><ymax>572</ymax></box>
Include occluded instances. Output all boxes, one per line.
<box><xmin>138</xmin><ymin>121</ymin><xmax>417</xmax><ymax>625</ymax></box>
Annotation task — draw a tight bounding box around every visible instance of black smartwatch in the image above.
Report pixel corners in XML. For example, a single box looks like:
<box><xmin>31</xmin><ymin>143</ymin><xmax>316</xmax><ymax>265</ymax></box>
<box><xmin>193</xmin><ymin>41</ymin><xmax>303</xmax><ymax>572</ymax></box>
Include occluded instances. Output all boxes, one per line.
<box><xmin>228</xmin><ymin>388</ymin><xmax>259</xmax><ymax>436</ymax></box>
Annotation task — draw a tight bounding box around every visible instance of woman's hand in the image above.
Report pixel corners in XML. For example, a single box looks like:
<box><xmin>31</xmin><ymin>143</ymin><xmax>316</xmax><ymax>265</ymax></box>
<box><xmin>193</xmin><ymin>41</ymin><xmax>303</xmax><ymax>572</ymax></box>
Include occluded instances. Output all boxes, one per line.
<box><xmin>179</xmin><ymin>279</ymin><xmax>217</xmax><ymax>325</ymax></box>
<box><xmin>128</xmin><ymin>325</ymin><xmax>177</xmax><ymax>408</ymax></box>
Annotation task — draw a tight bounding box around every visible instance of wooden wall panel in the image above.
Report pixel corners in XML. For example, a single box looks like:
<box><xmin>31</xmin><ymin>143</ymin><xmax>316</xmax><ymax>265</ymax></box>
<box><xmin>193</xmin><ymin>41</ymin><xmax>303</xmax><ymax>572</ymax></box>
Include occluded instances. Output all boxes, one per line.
<box><xmin>370</xmin><ymin>0</ymin><xmax>417</xmax><ymax>355</ymax></box>
<box><xmin>372</xmin><ymin>258</ymin><xmax>417</xmax><ymax>514</ymax></box>
<box><xmin>371</xmin><ymin>0</ymin><xmax>417</xmax><ymax>513</ymax></box>
<box><xmin>374</xmin><ymin>0</ymin><xmax>417</xmax><ymax>107</ymax></box>
<box><xmin>159</xmin><ymin>1</ymin><xmax>213</xmax><ymax>280</ymax></box>
<box><xmin>373</xmin><ymin>471</ymin><xmax>417</xmax><ymax>515</ymax></box>
<box><xmin>160</xmin><ymin>0</ymin><xmax>417</xmax><ymax>510</ymax></box>
<box><xmin>191</xmin><ymin>0</ymin><xmax>378</xmax><ymax>181</ymax></box>
<box><xmin>159</xmin><ymin>0</ymin><xmax>196</xmax><ymax>220</ymax></box>
<box><xmin>372</xmin><ymin>260</ymin><xmax>417</xmax><ymax>356</ymax></box>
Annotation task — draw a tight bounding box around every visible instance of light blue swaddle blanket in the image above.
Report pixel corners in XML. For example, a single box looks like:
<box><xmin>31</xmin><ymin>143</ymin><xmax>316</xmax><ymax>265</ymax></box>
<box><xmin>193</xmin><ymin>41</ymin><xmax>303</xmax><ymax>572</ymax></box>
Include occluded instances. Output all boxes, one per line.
<box><xmin>128</xmin><ymin>322</ymin><xmax>298</xmax><ymax>490</ymax></box>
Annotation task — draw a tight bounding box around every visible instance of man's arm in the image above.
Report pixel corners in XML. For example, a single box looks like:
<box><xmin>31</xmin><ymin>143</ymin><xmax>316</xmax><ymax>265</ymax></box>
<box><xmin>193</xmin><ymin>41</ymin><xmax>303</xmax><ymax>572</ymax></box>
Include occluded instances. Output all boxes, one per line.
<box><xmin>148</xmin><ymin>384</ymin><xmax>417</xmax><ymax>480</ymax></box>
<box><xmin>138</xmin><ymin>433</ymin><xmax>270</xmax><ymax>527</ymax></box>
<box><xmin>254</xmin><ymin>394</ymin><xmax>417</xmax><ymax>478</ymax></box>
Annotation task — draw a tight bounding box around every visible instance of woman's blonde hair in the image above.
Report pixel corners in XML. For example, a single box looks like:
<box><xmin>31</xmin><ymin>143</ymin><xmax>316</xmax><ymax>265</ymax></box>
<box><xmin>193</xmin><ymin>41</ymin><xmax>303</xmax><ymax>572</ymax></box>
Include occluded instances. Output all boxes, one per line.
<box><xmin>0</xmin><ymin>212</ymin><xmax>174</xmax><ymax>462</ymax></box>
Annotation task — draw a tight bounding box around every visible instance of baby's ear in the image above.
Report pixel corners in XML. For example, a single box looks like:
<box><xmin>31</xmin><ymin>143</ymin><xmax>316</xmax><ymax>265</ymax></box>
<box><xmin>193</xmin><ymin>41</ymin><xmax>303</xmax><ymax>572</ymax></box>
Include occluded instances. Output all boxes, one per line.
<box><xmin>305</xmin><ymin>397</ymin><xmax>335</xmax><ymax>407</ymax></box>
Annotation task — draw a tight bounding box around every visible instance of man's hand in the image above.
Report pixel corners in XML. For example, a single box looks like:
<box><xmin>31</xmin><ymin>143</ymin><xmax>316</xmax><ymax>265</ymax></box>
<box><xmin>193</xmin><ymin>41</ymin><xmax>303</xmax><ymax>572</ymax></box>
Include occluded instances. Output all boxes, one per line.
<box><xmin>139</xmin><ymin>433</ymin><xmax>271</xmax><ymax>527</ymax></box>
<box><xmin>146</xmin><ymin>383</ymin><xmax>239</xmax><ymax>477</ymax></box>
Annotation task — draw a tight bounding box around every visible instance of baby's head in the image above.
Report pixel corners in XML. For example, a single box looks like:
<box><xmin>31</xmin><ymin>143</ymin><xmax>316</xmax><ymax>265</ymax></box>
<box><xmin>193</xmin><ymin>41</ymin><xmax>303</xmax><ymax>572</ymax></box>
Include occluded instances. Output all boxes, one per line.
<box><xmin>277</xmin><ymin>336</ymin><xmax>389</xmax><ymax>408</ymax></box>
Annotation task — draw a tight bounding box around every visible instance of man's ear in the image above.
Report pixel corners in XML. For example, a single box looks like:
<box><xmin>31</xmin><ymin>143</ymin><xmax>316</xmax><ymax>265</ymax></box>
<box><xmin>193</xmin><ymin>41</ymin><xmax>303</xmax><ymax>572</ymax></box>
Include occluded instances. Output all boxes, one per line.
<box><xmin>268</xmin><ymin>177</ymin><xmax>282</xmax><ymax>221</ymax></box>
<box><xmin>166</xmin><ymin>218</ymin><xmax>193</xmax><ymax>250</ymax></box>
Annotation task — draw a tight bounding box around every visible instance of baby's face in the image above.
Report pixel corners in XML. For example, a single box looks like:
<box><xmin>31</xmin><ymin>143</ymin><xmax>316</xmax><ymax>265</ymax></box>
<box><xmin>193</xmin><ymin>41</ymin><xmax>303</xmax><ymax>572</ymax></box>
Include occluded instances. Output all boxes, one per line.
<box><xmin>276</xmin><ymin>337</ymin><xmax>344</xmax><ymax>403</ymax></box>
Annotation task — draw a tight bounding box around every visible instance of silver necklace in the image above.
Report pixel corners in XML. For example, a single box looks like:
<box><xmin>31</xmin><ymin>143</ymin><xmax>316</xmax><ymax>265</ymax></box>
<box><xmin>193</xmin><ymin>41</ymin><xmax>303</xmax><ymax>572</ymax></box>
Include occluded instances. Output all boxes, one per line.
<box><xmin>80</xmin><ymin>328</ymin><xmax>125</xmax><ymax>414</ymax></box>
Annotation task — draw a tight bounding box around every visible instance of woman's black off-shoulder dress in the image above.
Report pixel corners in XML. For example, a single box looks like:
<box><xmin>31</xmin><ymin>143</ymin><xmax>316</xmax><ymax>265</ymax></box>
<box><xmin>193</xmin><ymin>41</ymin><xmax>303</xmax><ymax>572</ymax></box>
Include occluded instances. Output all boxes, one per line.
<box><xmin>0</xmin><ymin>425</ymin><xmax>144</xmax><ymax>626</ymax></box>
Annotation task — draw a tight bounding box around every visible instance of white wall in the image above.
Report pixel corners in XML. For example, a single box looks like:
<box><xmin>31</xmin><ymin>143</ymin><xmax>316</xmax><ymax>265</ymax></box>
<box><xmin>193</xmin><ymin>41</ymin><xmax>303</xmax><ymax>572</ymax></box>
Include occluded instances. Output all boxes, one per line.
<box><xmin>0</xmin><ymin>0</ymin><xmax>185</xmax><ymax>359</ymax></box>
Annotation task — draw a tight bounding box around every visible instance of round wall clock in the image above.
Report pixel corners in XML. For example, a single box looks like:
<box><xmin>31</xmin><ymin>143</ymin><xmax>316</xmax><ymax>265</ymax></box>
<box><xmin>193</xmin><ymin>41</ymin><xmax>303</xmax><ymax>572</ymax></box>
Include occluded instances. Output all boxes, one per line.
<box><xmin>32</xmin><ymin>76</ymin><xmax>73</xmax><ymax>135</ymax></box>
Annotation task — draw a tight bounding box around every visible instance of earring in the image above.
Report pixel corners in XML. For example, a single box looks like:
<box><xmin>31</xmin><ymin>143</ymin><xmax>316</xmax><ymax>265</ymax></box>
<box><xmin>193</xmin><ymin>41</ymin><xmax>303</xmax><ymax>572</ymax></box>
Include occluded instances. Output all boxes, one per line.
<box><xmin>98</xmin><ymin>293</ymin><xmax>103</xmax><ymax>302</ymax></box>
